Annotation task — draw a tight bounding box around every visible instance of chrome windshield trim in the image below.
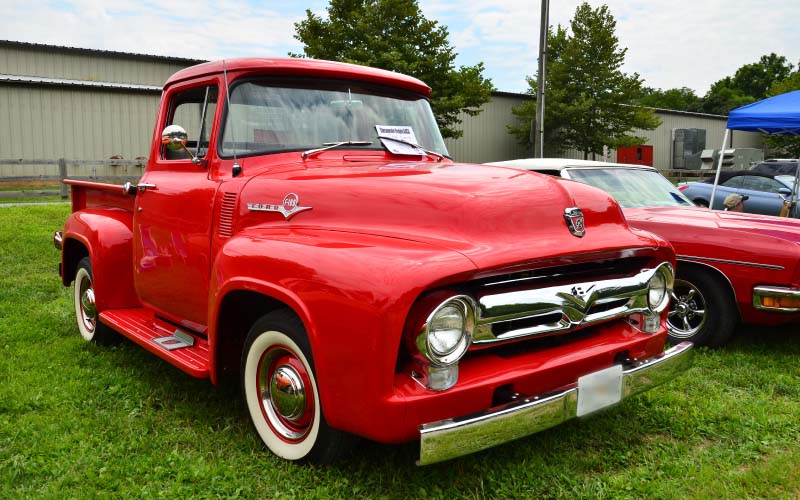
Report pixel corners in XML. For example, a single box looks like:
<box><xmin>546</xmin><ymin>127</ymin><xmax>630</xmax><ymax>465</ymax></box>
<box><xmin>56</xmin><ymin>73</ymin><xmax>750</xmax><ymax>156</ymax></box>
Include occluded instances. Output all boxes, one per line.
<box><xmin>474</xmin><ymin>263</ymin><xmax>672</xmax><ymax>343</ymax></box>
<box><xmin>677</xmin><ymin>255</ymin><xmax>784</xmax><ymax>271</ymax></box>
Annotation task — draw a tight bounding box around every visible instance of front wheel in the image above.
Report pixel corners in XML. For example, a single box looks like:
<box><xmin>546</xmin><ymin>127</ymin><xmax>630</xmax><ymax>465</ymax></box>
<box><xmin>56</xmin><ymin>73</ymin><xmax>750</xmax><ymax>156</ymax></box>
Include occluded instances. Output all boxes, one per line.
<box><xmin>666</xmin><ymin>267</ymin><xmax>737</xmax><ymax>347</ymax></box>
<box><xmin>73</xmin><ymin>257</ymin><xmax>118</xmax><ymax>344</ymax></box>
<box><xmin>241</xmin><ymin>310</ymin><xmax>352</xmax><ymax>463</ymax></box>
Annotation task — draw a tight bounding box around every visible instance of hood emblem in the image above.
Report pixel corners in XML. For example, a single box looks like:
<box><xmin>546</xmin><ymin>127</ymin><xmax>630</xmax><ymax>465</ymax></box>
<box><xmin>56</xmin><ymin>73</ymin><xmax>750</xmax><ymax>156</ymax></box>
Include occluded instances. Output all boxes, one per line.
<box><xmin>247</xmin><ymin>193</ymin><xmax>312</xmax><ymax>220</ymax></box>
<box><xmin>564</xmin><ymin>207</ymin><xmax>585</xmax><ymax>237</ymax></box>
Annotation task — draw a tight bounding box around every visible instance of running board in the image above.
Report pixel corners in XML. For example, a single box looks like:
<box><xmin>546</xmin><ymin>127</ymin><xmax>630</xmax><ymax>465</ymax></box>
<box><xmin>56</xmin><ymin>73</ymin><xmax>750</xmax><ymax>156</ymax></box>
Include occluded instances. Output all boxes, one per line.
<box><xmin>100</xmin><ymin>308</ymin><xmax>210</xmax><ymax>378</ymax></box>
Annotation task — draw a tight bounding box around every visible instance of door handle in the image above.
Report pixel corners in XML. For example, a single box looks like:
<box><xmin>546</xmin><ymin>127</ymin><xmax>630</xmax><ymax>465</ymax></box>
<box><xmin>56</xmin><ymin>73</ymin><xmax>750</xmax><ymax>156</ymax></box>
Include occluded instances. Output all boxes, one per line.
<box><xmin>122</xmin><ymin>182</ymin><xmax>157</xmax><ymax>195</ymax></box>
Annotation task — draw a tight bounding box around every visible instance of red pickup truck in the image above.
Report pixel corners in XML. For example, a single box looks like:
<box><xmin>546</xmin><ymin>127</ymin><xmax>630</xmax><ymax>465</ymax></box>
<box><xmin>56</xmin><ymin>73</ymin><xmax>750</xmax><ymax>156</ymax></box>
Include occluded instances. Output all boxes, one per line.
<box><xmin>54</xmin><ymin>58</ymin><xmax>692</xmax><ymax>465</ymax></box>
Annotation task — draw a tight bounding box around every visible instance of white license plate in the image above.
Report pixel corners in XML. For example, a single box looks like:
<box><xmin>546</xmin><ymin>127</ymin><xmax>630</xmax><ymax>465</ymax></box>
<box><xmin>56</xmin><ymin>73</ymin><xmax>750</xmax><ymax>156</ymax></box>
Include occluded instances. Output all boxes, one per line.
<box><xmin>576</xmin><ymin>364</ymin><xmax>623</xmax><ymax>417</ymax></box>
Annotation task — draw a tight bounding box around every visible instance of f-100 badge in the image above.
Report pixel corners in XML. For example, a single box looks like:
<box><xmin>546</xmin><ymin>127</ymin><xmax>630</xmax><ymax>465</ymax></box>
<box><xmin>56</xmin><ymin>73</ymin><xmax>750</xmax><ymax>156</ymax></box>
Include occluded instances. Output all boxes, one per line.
<box><xmin>247</xmin><ymin>193</ymin><xmax>312</xmax><ymax>220</ymax></box>
<box><xmin>564</xmin><ymin>207</ymin><xmax>585</xmax><ymax>237</ymax></box>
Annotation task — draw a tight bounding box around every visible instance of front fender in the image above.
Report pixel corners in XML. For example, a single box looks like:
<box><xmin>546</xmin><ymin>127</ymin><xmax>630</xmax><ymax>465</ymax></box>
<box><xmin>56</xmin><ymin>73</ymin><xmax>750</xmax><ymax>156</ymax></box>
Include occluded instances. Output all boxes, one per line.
<box><xmin>209</xmin><ymin>228</ymin><xmax>477</xmax><ymax>437</ymax></box>
<box><xmin>63</xmin><ymin>208</ymin><xmax>138</xmax><ymax>311</ymax></box>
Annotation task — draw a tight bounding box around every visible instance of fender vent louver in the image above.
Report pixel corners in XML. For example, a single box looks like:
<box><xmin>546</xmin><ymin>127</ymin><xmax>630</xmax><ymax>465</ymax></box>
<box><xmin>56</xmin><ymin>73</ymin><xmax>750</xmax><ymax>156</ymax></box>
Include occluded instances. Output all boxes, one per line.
<box><xmin>218</xmin><ymin>192</ymin><xmax>238</xmax><ymax>238</ymax></box>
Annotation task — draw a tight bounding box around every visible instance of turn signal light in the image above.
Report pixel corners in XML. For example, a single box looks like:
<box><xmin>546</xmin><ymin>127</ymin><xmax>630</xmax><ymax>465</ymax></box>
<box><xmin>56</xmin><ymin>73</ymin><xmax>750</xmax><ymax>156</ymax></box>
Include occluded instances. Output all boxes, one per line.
<box><xmin>761</xmin><ymin>296</ymin><xmax>800</xmax><ymax>309</ymax></box>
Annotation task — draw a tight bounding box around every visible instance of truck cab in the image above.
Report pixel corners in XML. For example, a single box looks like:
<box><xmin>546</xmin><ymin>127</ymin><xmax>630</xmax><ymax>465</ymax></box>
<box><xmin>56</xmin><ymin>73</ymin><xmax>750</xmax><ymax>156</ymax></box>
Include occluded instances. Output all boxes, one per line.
<box><xmin>55</xmin><ymin>58</ymin><xmax>692</xmax><ymax>465</ymax></box>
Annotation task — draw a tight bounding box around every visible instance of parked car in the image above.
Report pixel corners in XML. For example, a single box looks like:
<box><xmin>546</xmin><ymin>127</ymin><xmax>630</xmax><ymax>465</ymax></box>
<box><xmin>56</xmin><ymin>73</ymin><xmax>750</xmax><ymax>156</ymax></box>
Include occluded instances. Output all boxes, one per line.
<box><xmin>677</xmin><ymin>171</ymin><xmax>797</xmax><ymax>217</ymax></box>
<box><xmin>751</xmin><ymin>159</ymin><xmax>798</xmax><ymax>176</ymax></box>
<box><xmin>53</xmin><ymin>59</ymin><xmax>692</xmax><ymax>466</ymax></box>
<box><xmin>488</xmin><ymin>159</ymin><xmax>800</xmax><ymax>347</ymax></box>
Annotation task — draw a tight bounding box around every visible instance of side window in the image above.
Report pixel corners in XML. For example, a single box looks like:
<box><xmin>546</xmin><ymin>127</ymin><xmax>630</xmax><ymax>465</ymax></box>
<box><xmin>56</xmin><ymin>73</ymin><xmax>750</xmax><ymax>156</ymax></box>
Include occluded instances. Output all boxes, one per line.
<box><xmin>721</xmin><ymin>176</ymin><xmax>743</xmax><ymax>188</ymax></box>
<box><xmin>163</xmin><ymin>85</ymin><xmax>218</xmax><ymax>161</ymax></box>
<box><xmin>742</xmin><ymin>176</ymin><xmax>782</xmax><ymax>193</ymax></box>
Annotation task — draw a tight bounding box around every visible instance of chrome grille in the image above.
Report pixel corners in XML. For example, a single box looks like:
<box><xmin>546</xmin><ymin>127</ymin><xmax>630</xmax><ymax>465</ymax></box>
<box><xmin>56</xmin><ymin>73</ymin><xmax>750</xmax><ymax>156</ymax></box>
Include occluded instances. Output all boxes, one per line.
<box><xmin>473</xmin><ymin>265</ymin><xmax>666</xmax><ymax>344</ymax></box>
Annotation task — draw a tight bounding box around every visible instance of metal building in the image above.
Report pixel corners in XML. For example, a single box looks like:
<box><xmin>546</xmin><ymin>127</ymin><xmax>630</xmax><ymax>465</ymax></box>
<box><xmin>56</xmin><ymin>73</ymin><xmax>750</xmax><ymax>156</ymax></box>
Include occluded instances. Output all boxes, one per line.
<box><xmin>0</xmin><ymin>40</ymin><xmax>763</xmax><ymax>176</ymax></box>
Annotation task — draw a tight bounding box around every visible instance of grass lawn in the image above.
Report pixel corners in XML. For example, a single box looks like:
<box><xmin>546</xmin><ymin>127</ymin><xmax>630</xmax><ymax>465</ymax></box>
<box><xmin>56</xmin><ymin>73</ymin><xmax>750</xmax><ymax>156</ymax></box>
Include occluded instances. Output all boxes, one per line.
<box><xmin>2</xmin><ymin>204</ymin><xmax>799</xmax><ymax>499</ymax></box>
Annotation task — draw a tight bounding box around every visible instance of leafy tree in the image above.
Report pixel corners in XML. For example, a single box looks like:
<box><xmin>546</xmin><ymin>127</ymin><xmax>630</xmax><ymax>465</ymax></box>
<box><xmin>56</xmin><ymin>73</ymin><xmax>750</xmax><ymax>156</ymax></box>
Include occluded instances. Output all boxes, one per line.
<box><xmin>763</xmin><ymin>71</ymin><xmax>800</xmax><ymax>157</ymax></box>
<box><xmin>637</xmin><ymin>87</ymin><xmax>703</xmax><ymax>112</ymax></box>
<box><xmin>292</xmin><ymin>0</ymin><xmax>493</xmax><ymax>139</ymax></box>
<box><xmin>700</xmin><ymin>53</ymin><xmax>794</xmax><ymax>114</ymax></box>
<box><xmin>509</xmin><ymin>3</ymin><xmax>660</xmax><ymax>158</ymax></box>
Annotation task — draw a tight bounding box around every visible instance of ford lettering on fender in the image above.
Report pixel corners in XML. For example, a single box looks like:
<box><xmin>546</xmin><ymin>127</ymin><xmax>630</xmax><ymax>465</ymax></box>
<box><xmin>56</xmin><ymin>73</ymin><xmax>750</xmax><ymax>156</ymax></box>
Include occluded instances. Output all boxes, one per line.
<box><xmin>53</xmin><ymin>58</ymin><xmax>692</xmax><ymax>465</ymax></box>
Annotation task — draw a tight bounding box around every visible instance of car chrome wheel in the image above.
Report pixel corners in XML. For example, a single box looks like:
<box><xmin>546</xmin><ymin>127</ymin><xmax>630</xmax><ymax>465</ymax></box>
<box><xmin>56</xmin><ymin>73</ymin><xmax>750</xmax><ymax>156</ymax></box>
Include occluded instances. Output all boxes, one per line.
<box><xmin>76</xmin><ymin>268</ymin><xmax>97</xmax><ymax>337</ymax></box>
<box><xmin>667</xmin><ymin>278</ymin><xmax>707</xmax><ymax>338</ymax></box>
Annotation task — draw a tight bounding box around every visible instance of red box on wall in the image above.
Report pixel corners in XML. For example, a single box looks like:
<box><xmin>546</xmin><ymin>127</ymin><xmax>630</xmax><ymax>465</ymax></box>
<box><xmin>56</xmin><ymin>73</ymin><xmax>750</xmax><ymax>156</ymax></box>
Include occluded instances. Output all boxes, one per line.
<box><xmin>617</xmin><ymin>145</ymin><xmax>653</xmax><ymax>166</ymax></box>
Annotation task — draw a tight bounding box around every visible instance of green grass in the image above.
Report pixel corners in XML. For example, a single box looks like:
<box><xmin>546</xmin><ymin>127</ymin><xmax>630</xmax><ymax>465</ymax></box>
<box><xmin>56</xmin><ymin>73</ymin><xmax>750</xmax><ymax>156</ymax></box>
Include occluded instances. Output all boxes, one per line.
<box><xmin>2</xmin><ymin>205</ymin><xmax>800</xmax><ymax>499</ymax></box>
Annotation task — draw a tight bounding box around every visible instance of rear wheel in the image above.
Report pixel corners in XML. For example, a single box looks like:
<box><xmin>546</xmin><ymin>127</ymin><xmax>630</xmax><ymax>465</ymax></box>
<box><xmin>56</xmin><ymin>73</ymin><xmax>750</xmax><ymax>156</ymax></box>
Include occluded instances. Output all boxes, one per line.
<box><xmin>667</xmin><ymin>267</ymin><xmax>737</xmax><ymax>347</ymax></box>
<box><xmin>73</xmin><ymin>257</ymin><xmax>118</xmax><ymax>344</ymax></box>
<box><xmin>241</xmin><ymin>310</ymin><xmax>352</xmax><ymax>463</ymax></box>
<box><xmin>693</xmin><ymin>199</ymin><xmax>709</xmax><ymax>208</ymax></box>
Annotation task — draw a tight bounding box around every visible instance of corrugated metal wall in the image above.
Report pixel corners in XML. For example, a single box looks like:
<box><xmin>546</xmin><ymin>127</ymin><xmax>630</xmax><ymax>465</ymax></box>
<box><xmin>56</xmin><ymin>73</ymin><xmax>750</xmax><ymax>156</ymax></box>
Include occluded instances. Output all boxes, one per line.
<box><xmin>0</xmin><ymin>85</ymin><xmax>159</xmax><ymax>160</ymax></box>
<box><xmin>0</xmin><ymin>42</ymin><xmax>192</xmax><ymax>86</ymax></box>
<box><xmin>444</xmin><ymin>94</ymin><xmax>532</xmax><ymax>163</ymax></box>
<box><xmin>445</xmin><ymin>93</ymin><xmax>763</xmax><ymax>167</ymax></box>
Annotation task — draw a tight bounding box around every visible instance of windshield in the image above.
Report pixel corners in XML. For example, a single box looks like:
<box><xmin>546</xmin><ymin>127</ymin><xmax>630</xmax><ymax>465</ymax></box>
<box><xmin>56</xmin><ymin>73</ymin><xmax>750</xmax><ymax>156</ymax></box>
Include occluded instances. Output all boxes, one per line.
<box><xmin>567</xmin><ymin>167</ymin><xmax>694</xmax><ymax>208</ymax></box>
<box><xmin>220</xmin><ymin>79</ymin><xmax>448</xmax><ymax>158</ymax></box>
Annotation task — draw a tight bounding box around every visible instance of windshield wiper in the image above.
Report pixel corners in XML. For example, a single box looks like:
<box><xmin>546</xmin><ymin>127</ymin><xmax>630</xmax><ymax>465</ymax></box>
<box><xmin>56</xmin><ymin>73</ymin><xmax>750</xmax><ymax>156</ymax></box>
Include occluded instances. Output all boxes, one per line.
<box><xmin>376</xmin><ymin>135</ymin><xmax>447</xmax><ymax>162</ymax></box>
<box><xmin>301</xmin><ymin>141</ymin><xmax>372</xmax><ymax>160</ymax></box>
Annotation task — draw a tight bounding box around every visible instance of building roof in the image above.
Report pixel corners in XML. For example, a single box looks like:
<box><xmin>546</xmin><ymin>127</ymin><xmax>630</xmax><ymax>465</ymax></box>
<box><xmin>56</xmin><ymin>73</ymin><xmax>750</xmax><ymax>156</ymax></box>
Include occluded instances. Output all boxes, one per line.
<box><xmin>0</xmin><ymin>39</ymin><xmax>205</xmax><ymax>65</ymax></box>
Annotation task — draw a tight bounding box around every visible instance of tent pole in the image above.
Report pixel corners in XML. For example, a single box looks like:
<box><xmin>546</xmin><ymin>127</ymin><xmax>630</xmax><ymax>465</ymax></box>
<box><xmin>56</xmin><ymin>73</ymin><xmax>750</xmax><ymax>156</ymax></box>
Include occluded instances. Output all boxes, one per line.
<box><xmin>709</xmin><ymin>128</ymin><xmax>730</xmax><ymax>210</ymax></box>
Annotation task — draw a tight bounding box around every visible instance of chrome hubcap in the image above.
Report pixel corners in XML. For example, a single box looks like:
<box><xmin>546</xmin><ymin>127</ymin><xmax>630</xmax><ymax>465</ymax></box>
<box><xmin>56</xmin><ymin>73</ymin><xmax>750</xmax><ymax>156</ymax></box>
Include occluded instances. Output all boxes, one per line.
<box><xmin>269</xmin><ymin>365</ymin><xmax>306</xmax><ymax>421</ymax></box>
<box><xmin>667</xmin><ymin>279</ymin><xmax>706</xmax><ymax>338</ymax></box>
<box><xmin>79</xmin><ymin>277</ymin><xmax>96</xmax><ymax>333</ymax></box>
<box><xmin>257</xmin><ymin>347</ymin><xmax>313</xmax><ymax>441</ymax></box>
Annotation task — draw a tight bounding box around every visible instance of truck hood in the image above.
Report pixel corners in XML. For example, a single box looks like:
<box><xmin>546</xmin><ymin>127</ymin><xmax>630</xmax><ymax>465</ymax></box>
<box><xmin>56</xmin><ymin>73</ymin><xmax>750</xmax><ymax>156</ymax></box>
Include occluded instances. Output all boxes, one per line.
<box><xmin>235</xmin><ymin>160</ymin><xmax>661</xmax><ymax>271</ymax></box>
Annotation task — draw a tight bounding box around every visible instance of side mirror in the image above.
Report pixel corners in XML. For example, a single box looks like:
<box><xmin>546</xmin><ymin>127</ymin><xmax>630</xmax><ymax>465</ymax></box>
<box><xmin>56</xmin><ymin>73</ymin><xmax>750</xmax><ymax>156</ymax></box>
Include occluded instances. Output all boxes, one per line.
<box><xmin>778</xmin><ymin>187</ymin><xmax>792</xmax><ymax>196</ymax></box>
<box><xmin>161</xmin><ymin>124</ymin><xmax>202</xmax><ymax>166</ymax></box>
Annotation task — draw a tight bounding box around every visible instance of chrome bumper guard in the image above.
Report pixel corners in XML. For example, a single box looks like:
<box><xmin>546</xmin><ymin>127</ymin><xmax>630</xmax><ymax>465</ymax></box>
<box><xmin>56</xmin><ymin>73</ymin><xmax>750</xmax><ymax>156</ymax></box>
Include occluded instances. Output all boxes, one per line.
<box><xmin>417</xmin><ymin>341</ymin><xmax>693</xmax><ymax>466</ymax></box>
<box><xmin>753</xmin><ymin>286</ymin><xmax>800</xmax><ymax>313</ymax></box>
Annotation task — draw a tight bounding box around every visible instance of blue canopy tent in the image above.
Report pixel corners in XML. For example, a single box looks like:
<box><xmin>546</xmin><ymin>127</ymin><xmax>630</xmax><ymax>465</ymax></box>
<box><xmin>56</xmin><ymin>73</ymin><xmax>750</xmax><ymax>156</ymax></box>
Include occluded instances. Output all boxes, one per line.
<box><xmin>709</xmin><ymin>90</ymin><xmax>800</xmax><ymax>215</ymax></box>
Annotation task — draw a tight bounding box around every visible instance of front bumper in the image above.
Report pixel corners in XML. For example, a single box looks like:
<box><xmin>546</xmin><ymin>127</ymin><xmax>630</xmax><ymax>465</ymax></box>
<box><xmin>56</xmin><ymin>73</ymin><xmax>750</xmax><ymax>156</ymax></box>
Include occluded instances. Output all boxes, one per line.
<box><xmin>753</xmin><ymin>286</ymin><xmax>800</xmax><ymax>313</ymax></box>
<box><xmin>417</xmin><ymin>341</ymin><xmax>693</xmax><ymax>465</ymax></box>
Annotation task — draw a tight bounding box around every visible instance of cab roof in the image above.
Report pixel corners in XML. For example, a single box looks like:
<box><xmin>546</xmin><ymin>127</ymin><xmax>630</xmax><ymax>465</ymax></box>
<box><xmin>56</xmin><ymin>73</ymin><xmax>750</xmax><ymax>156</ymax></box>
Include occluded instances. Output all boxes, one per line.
<box><xmin>165</xmin><ymin>58</ymin><xmax>431</xmax><ymax>97</ymax></box>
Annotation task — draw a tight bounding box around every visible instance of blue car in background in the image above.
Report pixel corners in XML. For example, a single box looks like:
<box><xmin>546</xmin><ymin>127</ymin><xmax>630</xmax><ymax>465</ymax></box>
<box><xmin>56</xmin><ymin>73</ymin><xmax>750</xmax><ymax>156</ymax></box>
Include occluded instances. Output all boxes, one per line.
<box><xmin>678</xmin><ymin>171</ymin><xmax>798</xmax><ymax>217</ymax></box>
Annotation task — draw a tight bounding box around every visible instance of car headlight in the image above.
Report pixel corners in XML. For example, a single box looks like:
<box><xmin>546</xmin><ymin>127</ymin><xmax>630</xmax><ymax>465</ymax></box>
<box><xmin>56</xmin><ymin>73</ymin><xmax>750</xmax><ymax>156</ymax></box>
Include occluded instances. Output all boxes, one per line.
<box><xmin>647</xmin><ymin>263</ymin><xmax>674</xmax><ymax>313</ymax></box>
<box><xmin>418</xmin><ymin>296</ymin><xmax>475</xmax><ymax>366</ymax></box>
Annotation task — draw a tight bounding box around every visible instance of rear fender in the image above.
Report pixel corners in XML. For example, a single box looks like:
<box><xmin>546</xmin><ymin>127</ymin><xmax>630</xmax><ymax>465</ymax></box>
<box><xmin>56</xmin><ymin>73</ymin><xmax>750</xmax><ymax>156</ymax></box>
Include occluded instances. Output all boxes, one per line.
<box><xmin>63</xmin><ymin>208</ymin><xmax>139</xmax><ymax>311</ymax></box>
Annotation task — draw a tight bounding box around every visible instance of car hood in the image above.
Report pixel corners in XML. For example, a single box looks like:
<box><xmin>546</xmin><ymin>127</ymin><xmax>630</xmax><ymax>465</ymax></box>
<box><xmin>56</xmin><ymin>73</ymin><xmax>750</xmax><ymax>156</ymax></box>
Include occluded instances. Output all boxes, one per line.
<box><xmin>235</xmin><ymin>160</ymin><xmax>663</xmax><ymax>271</ymax></box>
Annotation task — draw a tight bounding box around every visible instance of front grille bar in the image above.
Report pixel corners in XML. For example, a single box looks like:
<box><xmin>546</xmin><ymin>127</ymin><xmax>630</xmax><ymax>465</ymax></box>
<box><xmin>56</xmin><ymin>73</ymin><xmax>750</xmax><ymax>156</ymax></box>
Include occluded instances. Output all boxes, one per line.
<box><xmin>473</xmin><ymin>265</ymin><xmax>665</xmax><ymax>343</ymax></box>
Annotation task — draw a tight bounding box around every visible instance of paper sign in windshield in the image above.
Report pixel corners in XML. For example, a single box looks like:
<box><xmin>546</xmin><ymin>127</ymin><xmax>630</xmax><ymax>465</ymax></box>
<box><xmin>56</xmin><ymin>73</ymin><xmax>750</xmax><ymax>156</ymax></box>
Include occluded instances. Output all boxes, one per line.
<box><xmin>375</xmin><ymin>125</ymin><xmax>424</xmax><ymax>155</ymax></box>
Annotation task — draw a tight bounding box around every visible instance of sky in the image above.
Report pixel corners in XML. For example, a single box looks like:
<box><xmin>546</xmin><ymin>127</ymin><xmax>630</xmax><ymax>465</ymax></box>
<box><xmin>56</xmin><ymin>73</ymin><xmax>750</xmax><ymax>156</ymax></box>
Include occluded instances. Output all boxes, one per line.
<box><xmin>2</xmin><ymin>0</ymin><xmax>800</xmax><ymax>95</ymax></box>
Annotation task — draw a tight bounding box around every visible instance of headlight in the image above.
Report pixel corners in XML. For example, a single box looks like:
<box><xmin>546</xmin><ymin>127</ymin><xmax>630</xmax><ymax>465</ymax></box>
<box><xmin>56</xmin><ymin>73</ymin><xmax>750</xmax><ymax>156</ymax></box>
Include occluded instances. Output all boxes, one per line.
<box><xmin>418</xmin><ymin>296</ymin><xmax>475</xmax><ymax>366</ymax></box>
<box><xmin>647</xmin><ymin>263</ymin><xmax>674</xmax><ymax>313</ymax></box>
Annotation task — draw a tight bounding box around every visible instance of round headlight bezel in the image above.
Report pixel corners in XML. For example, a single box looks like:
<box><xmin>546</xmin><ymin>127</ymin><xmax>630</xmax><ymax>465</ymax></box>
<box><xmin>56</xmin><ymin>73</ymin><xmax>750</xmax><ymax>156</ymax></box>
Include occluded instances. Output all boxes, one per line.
<box><xmin>647</xmin><ymin>263</ymin><xmax>674</xmax><ymax>313</ymax></box>
<box><xmin>418</xmin><ymin>296</ymin><xmax>475</xmax><ymax>366</ymax></box>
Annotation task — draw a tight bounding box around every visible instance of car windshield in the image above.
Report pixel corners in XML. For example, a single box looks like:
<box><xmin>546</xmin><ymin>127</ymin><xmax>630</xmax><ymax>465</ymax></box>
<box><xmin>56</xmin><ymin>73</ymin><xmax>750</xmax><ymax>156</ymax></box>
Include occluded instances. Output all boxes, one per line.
<box><xmin>776</xmin><ymin>175</ymin><xmax>797</xmax><ymax>189</ymax></box>
<box><xmin>567</xmin><ymin>167</ymin><xmax>694</xmax><ymax>208</ymax></box>
<box><xmin>219</xmin><ymin>79</ymin><xmax>448</xmax><ymax>158</ymax></box>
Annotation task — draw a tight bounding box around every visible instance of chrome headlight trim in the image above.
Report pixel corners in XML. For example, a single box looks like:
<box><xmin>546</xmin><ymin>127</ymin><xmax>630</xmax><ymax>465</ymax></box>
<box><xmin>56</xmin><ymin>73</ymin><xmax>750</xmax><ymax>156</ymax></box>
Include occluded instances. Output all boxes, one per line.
<box><xmin>417</xmin><ymin>295</ymin><xmax>476</xmax><ymax>366</ymax></box>
<box><xmin>647</xmin><ymin>263</ymin><xmax>674</xmax><ymax>314</ymax></box>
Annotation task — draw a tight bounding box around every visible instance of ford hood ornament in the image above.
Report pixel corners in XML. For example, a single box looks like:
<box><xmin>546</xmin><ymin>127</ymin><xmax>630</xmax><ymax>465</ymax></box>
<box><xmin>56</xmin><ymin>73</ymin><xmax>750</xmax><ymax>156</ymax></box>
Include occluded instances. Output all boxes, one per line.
<box><xmin>564</xmin><ymin>207</ymin><xmax>585</xmax><ymax>237</ymax></box>
<box><xmin>247</xmin><ymin>193</ymin><xmax>312</xmax><ymax>220</ymax></box>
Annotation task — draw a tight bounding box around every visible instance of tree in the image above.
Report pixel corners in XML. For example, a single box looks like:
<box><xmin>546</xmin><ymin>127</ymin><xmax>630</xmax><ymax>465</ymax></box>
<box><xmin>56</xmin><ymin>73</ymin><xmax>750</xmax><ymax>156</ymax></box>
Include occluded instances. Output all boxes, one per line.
<box><xmin>637</xmin><ymin>87</ymin><xmax>703</xmax><ymax>112</ymax></box>
<box><xmin>763</xmin><ymin>71</ymin><xmax>800</xmax><ymax>157</ymax></box>
<box><xmin>292</xmin><ymin>0</ymin><xmax>493</xmax><ymax>139</ymax></box>
<box><xmin>509</xmin><ymin>3</ymin><xmax>660</xmax><ymax>158</ymax></box>
<box><xmin>700</xmin><ymin>53</ymin><xmax>794</xmax><ymax>115</ymax></box>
